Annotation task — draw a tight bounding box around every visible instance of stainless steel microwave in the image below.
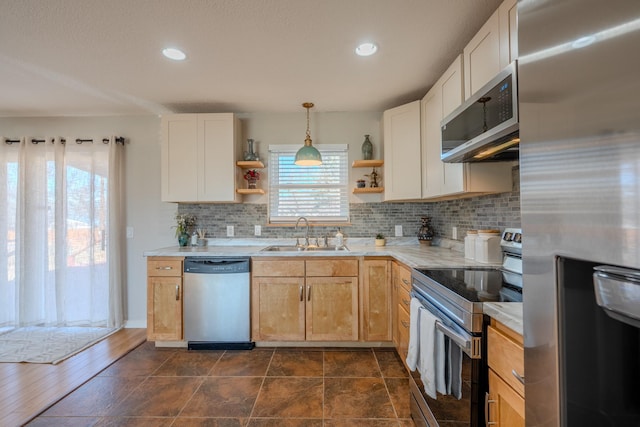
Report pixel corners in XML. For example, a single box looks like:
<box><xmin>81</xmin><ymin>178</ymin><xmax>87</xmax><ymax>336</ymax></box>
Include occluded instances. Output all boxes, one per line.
<box><xmin>441</xmin><ymin>61</ymin><xmax>519</xmax><ymax>162</ymax></box>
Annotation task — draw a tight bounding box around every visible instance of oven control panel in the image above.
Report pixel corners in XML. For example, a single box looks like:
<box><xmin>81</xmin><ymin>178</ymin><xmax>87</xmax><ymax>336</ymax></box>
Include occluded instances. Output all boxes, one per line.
<box><xmin>501</xmin><ymin>228</ymin><xmax>522</xmax><ymax>254</ymax></box>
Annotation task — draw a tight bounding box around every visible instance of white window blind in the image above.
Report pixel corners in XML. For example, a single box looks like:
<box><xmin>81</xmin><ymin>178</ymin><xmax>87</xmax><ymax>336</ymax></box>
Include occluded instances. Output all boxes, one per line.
<box><xmin>269</xmin><ymin>144</ymin><xmax>349</xmax><ymax>223</ymax></box>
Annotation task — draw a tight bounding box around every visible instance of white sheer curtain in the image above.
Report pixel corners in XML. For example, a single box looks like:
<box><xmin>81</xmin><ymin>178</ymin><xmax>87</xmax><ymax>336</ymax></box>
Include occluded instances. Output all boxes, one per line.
<box><xmin>0</xmin><ymin>136</ymin><xmax>124</xmax><ymax>328</ymax></box>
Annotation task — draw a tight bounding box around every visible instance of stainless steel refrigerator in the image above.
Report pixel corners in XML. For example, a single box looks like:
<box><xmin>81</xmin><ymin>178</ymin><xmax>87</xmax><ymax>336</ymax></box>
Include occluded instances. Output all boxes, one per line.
<box><xmin>519</xmin><ymin>1</ymin><xmax>640</xmax><ymax>426</ymax></box>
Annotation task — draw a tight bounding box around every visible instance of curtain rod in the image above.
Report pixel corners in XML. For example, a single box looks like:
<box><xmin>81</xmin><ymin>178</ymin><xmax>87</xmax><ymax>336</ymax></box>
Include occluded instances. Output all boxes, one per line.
<box><xmin>4</xmin><ymin>137</ymin><xmax>126</xmax><ymax>145</ymax></box>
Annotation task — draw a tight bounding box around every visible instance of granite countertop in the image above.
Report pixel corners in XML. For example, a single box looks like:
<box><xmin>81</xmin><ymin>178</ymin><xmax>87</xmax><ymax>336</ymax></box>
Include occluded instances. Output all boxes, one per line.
<box><xmin>143</xmin><ymin>237</ymin><xmax>501</xmax><ymax>270</ymax></box>
<box><xmin>483</xmin><ymin>302</ymin><xmax>523</xmax><ymax>336</ymax></box>
<box><xmin>145</xmin><ymin>238</ymin><xmax>522</xmax><ymax>332</ymax></box>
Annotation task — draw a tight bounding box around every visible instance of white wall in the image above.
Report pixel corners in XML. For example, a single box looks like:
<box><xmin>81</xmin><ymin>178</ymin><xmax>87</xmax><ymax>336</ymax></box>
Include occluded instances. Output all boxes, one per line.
<box><xmin>238</xmin><ymin>111</ymin><xmax>384</xmax><ymax>204</ymax></box>
<box><xmin>0</xmin><ymin>111</ymin><xmax>384</xmax><ymax>326</ymax></box>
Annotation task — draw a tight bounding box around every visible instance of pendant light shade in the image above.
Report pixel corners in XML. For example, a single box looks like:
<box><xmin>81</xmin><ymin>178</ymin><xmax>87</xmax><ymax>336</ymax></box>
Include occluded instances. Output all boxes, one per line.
<box><xmin>295</xmin><ymin>102</ymin><xmax>322</xmax><ymax>166</ymax></box>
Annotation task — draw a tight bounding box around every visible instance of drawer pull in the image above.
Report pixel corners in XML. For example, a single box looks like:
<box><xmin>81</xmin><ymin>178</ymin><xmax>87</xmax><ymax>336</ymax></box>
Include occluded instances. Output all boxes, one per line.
<box><xmin>402</xmin><ymin>278</ymin><xmax>410</xmax><ymax>285</ymax></box>
<box><xmin>175</xmin><ymin>285</ymin><xmax>180</xmax><ymax>301</ymax></box>
<box><xmin>401</xmin><ymin>298</ymin><xmax>410</xmax><ymax>307</ymax></box>
<box><xmin>512</xmin><ymin>369</ymin><xmax>525</xmax><ymax>385</ymax></box>
<box><xmin>157</xmin><ymin>266</ymin><xmax>173</xmax><ymax>270</ymax></box>
<box><xmin>485</xmin><ymin>392</ymin><xmax>497</xmax><ymax>425</ymax></box>
<box><xmin>400</xmin><ymin>320</ymin><xmax>410</xmax><ymax>329</ymax></box>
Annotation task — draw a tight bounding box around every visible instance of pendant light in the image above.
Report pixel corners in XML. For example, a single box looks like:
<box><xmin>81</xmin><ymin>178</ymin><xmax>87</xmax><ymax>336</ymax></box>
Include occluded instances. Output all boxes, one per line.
<box><xmin>295</xmin><ymin>102</ymin><xmax>322</xmax><ymax>166</ymax></box>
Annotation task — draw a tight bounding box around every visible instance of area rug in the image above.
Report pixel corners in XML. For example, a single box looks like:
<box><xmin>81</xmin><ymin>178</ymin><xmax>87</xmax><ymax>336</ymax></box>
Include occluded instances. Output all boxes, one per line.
<box><xmin>0</xmin><ymin>326</ymin><xmax>119</xmax><ymax>364</ymax></box>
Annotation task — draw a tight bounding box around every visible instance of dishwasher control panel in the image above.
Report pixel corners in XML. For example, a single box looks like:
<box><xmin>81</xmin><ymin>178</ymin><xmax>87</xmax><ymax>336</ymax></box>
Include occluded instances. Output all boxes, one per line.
<box><xmin>184</xmin><ymin>257</ymin><xmax>250</xmax><ymax>274</ymax></box>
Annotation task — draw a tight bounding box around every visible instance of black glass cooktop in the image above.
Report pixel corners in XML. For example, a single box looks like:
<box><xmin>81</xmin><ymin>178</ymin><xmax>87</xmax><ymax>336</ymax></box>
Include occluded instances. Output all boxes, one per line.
<box><xmin>414</xmin><ymin>267</ymin><xmax>522</xmax><ymax>303</ymax></box>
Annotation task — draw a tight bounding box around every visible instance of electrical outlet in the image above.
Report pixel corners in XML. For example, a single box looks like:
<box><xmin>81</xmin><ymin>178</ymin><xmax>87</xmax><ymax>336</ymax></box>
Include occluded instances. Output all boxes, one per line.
<box><xmin>254</xmin><ymin>225</ymin><xmax>262</xmax><ymax>236</ymax></box>
<box><xmin>227</xmin><ymin>225</ymin><xmax>234</xmax><ymax>237</ymax></box>
<box><xmin>126</xmin><ymin>226</ymin><xmax>134</xmax><ymax>239</ymax></box>
<box><xmin>395</xmin><ymin>225</ymin><xmax>403</xmax><ymax>237</ymax></box>
<box><xmin>452</xmin><ymin>226</ymin><xmax>458</xmax><ymax>240</ymax></box>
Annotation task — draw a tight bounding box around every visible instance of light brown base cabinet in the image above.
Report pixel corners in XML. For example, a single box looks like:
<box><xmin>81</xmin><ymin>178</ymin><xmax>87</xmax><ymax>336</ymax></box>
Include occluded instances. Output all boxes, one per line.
<box><xmin>361</xmin><ymin>259</ymin><xmax>392</xmax><ymax>341</ymax></box>
<box><xmin>251</xmin><ymin>257</ymin><xmax>392</xmax><ymax>343</ymax></box>
<box><xmin>486</xmin><ymin>318</ymin><xmax>525</xmax><ymax>426</ymax></box>
<box><xmin>146</xmin><ymin>255</ymin><xmax>394</xmax><ymax>345</ymax></box>
<box><xmin>252</xmin><ymin>275</ymin><xmax>306</xmax><ymax>341</ymax></box>
<box><xmin>146</xmin><ymin>257</ymin><xmax>184</xmax><ymax>341</ymax></box>
<box><xmin>392</xmin><ymin>261</ymin><xmax>412</xmax><ymax>367</ymax></box>
<box><xmin>306</xmin><ymin>275</ymin><xmax>359</xmax><ymax>341</ymax></box>
<box><xmin>251</xmin><ymin>258</ymin><xmax>359</xmax><ymax>341</ymax></box>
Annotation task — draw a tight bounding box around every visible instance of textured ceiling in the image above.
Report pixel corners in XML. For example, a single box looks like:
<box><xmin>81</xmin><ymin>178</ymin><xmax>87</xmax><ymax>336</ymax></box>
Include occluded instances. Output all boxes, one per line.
<box><xmin>0</xmin><ymin>0</ymin><xmax>502</xmax><ymax>117</ymax></box>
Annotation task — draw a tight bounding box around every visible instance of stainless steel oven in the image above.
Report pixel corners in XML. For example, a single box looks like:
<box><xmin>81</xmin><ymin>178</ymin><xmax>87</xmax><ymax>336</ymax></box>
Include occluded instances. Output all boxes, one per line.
<box><xmin>408</xmin><ymin>278</ymin><xmax>484</xmax><ymax>426</ymax></box>
<box><xmin>409</xmin><ymin>229</ymin><xmax>522</xmax><ymax>426</ymax></box>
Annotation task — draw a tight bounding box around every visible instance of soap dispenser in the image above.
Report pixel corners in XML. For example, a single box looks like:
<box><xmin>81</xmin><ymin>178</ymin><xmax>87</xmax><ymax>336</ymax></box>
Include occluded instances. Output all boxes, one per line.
<box><xmin>335</xmin><ymin>227</ymin><xmax>344</xmax><ymax>249</ymax></box>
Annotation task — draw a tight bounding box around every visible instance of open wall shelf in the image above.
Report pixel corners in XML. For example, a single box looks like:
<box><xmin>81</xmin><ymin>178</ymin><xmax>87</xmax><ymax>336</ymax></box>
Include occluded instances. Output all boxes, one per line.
<box><xmin>352</xmin><ymin>159</ymin><xmax>383</xmax><ymax>168</ymax></box>
<box><xmin>236</xmin><ymin>189</ymin><xmax>265</xmax><ymax>195</ymax></box>
<box><xmin>236</xmin><ymin>160</ymin><xmax>265</xmax><ymax>169</ymax></box>
<box><xmin>353</xmin><ymin>187</ymin><xmax>384</xmax><ymax>194</ymax></box>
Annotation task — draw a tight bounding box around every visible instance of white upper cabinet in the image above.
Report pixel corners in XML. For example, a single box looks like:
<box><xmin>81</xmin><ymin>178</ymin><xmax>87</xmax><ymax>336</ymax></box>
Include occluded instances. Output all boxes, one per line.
<box><xmin>499</xmin><ymin>0</ymin><xmax>518</xmax><ymax>67</ymax></box>
<box><xmin>161</xmin><ymin>113</ymin><xmax>240</xmax><ymax>203</ymax></box>
<box><xmin>441</xmin><ymin>55</ymin><xmax>465</xmax><ymax>119</ymax></box>
<box><xmin>422</xmin><ymin>55</ymin><xmax>465</xmax><ymax>198</ymax></box>
<box><xmin>429</xmin><ymin>55</ymin><xmax>466</xmax><ymax>198</ymax></box>
<box><xmin>387</xmin><ymin>51</ymin><xmax>513</xmax><ymax>202</ymax></box>
<box><xmin>422</xmin><ymin>55</ymin><xmax>513</xmax><ymax>200</ymax></box>
<box><xmin>463</xmin><ymin>10</ymin><xmax>501</xmax><ymax>100</ymax></box>
<box><xmin>421</xmin><ymin>83</ymin><xmax>443</xmax><ymax>198</ymax></box>
<box><xmin>383</xmin><ymin>101</ymin><xmax>422</xmax><ymax>201</ymax></box>
<box><xmin>161</xmin><ymin>114</ymin><xmax>198</xmax><ymax>202</ymax></box>
<box><xmin>464</xmin><ymin>0</ymin><xmax>518</xmax><ymax>100</ymax></box>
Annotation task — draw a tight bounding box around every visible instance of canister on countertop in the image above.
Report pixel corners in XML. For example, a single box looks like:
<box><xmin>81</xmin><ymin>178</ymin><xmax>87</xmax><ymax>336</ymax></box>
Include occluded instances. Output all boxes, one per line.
<box><xmin>464</xmin><ymin>230</ymin><xmax>478</xmax><ymax>259</ymax></box>
<box><xmin>475</xmin><ymin>229</ymin><xmax>502</xmax><ymax>263</ymax></box>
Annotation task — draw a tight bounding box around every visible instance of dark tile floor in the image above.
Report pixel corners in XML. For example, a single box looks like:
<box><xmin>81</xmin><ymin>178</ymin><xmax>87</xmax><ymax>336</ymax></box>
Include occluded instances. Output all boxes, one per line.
<box><xmin>28</xmin><ymin>342</ymin><xmax>415</xmax><ymax>426</ymax></box>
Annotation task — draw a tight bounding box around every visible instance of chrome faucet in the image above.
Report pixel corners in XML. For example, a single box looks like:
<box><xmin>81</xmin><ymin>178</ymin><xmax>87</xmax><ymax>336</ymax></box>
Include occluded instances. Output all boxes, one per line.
<box><xmin>295</xmin><ymin>216</ymin><xmax>310</xmax><ymax>248</ymax></box>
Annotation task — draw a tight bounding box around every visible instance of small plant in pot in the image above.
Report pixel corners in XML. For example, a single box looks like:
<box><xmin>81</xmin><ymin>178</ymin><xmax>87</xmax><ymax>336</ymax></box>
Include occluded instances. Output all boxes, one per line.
<box><xmin>375</xmin><ymin>233</ymin><xmax>386</xmax><ymax>247</ymax></box>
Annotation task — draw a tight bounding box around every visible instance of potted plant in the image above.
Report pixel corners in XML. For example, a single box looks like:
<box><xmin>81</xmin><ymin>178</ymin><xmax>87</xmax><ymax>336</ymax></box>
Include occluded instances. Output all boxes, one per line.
<box><xmin>243</xmin><ymin>169</ymin><xmax>261</xmax><ymax>189</ymax></box>
<box><xmin>375</xmin><ymin>233</ymin><xmax>386</xmax><ymax>247</ymax></box>
<box><xmin>174</xmin><ymin>213</ymin><xmax>197</xmax><ymax>247</ymax></box>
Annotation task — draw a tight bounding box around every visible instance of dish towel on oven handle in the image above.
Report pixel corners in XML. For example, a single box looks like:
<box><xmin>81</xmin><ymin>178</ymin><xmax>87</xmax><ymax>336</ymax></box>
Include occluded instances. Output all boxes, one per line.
<box><xmin>406</xmin><ymin>297</ymin><xmax>422</xmax><ymax>370</ymax></box>
<box><xmin>448</xmin><ymin>336</ymin><xmax>463</xmax><ymax>400</ymax></box>
<box><xmin>406</xmin><ymin>297</ymin><xmax>446</xmax><ymax>399</ymax></box>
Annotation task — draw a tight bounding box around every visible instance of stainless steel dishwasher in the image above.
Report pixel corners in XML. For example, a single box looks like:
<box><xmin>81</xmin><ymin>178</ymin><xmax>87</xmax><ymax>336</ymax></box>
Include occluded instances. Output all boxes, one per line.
<box><xmin>183</xmin><ymin>257</ymin><xmax>254</xmax><ymax>350</ymax></box>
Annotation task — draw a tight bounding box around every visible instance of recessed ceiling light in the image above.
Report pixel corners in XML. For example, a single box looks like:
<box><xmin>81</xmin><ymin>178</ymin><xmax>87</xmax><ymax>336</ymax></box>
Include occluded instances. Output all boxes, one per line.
<box><xmin>355</xmin><ymin>42</ymin><xmax>378</xmax><ymax>57</ymax></box>
<box><xmin>162</xmin><ymin>47</ymin><xmax>186</xmax><ymax>61</ymax></box>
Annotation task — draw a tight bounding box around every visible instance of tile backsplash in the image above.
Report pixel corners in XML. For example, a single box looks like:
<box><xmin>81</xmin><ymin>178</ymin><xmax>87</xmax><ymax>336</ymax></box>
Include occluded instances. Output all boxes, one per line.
<box><xmin>179</xmin><ymin>166</ymin><xmax>520</xmax><ymax>242</ymax></box>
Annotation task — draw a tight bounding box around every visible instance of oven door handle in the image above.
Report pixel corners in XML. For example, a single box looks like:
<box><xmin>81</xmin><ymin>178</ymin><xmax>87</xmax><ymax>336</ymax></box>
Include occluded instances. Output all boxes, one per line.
<box><xmin>435</xmin><ymin>320</ymin><xmax>482</xmax><ymax>359</ymax></box>
<box><xmin>411</xmin><ymin>290</ymin><xmax>482</xmax><ymax>359</ymax></box>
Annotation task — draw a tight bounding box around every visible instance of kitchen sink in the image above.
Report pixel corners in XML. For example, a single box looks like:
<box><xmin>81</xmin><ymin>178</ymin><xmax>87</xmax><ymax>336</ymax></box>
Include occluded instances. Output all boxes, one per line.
<box><xmin>261</xmin><ymin>245</ymin><xmax>349</xmax><ymax>252</ymax></box>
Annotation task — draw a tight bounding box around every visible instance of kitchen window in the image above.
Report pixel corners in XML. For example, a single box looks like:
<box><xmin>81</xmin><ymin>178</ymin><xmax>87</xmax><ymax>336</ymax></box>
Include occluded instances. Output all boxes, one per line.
<box><xmin>268</xmin><ymin>144</ymin><xmax>349</xmax><ymax>224</ymax></box>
